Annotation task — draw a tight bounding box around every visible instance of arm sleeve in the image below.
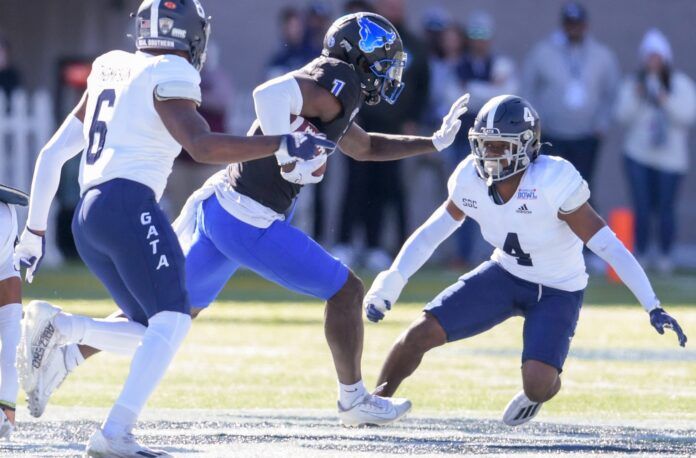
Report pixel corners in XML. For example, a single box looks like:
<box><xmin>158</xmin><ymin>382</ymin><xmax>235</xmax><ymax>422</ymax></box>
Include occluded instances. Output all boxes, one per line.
<box><xmin>586</xmin><ymin>226</ymin><xmax>660</xmax><ymax>312</ymax></box>
<box><xmin>392</xmin><ymin>203</ymin><xmax>463</xmax><ymax>280</ymax></box>
<box><xmin>27</xmin><ymin>115</ymin><xmax>86</xmax><ymax>231</ymax></box>
<box><xmin>252</xmin><ymin>74</ymin><xmax>303</xmax><ymax>135</ymax></box>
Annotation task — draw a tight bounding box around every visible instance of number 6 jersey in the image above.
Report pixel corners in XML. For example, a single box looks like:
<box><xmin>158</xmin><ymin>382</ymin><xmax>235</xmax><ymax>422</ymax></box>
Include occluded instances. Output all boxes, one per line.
<box><xmin>448</xmin><ymin>154</ymin><xmax>590</xmax><ymax>291</ymax></box>
<box><xmin>80</xmin><ymin>50</ymin><xmax>201</xmax><ymax>201</ymax></box>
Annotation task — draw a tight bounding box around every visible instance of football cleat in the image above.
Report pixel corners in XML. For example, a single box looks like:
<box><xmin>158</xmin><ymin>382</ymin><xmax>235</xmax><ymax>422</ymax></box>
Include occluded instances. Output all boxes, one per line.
<box><xmin>338</xmin><ymin>394</ymin><xmax>412</xmax><ymax>427</ymax></box>
<box><xmin>17</xmin><ymin>301</ymin><xmax>66</xmax><ymax>394</ymax></box>
<box><xmin>502</xmin><ymin>390</ymin><xmax>543</xmax><ymax>426</ymax></box>
<box><xmin>0</xmin><ymin>409</ymin><xmax>13</xmax><ymax>440</ymax></box>
<box><xmin>27</xmin><ymin>345</ymin><xmax>73</xmax><ymax>418</ymax></box>
<box><xmin>85</xmin><ymin>429</ymin><xmax>172</xmax><ymax>458</ymax></box>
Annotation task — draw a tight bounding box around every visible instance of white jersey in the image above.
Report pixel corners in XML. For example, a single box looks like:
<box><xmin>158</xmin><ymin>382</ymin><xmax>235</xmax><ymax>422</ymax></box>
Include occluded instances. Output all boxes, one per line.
<box><xmin>448</xmin><ymin>155</ymin><xmax>589</xmax><ymax>291</ymax></box>
<box><xmin>79</xmin><ymin>50</ymin><xmax>201</xmax><ymax>201</ymax></box>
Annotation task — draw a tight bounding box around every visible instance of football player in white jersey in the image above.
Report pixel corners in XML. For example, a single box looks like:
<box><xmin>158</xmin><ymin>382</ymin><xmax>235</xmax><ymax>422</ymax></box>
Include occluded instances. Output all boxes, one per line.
<box><xmin>0</xmin><ymin>185</ymin><xmax>28</xmax><ymax>438</ymax></box>
<box><xmin>363</xmin><ymin>95</ymin><xmax>687</xmax><ymax>426</ymax></box>
<box><xmin>13</xmin><ymin>1</ymin><xmax>332</xmax><ymax>456</ymax></box>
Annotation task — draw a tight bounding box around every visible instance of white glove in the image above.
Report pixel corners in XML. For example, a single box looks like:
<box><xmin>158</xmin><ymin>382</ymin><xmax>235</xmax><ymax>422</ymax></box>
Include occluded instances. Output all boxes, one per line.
<box><xmin>363</xmin><ymin>269</ymin><xmax>407</xmax><ymax>323</ymax></box>
<box><xmin>280</xmin><ymin>154</ymin><xmax>327</xmax><ymax>185</ymax></box>
<box><xmin>432</xmin><ymin>93</ymin><xmax>470</xmax><ymax>152</ymax></box>
<box><xmin>13</xmin><ymin>228</ymin><xmax>45</xmax><ymax>283</ymax></box>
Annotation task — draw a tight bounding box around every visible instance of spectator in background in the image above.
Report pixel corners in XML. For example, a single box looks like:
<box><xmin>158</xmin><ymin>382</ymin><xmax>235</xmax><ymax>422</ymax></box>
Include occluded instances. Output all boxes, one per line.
<box><xmin>304</xmin><ymin>2</ymin><xmax>332</xmax><ymax>55</ymax></box>
<box><xmin>521</xmin><ymin>1</ymin><xmax>619</xmax><ymax>193</ymax></box>
<box><xmin>0</xmin><ymin>35</ymin><xmax>21</xmax><ymax>106</ymax></box>
<box><xmin>615</xmin><ymin>29</ymin><xmax>696</xmax><ymax>273</ymax></box>
<box><xmin>336</xmin><ymin>0</ymin><xmax>430</xmax><ymax>271</ymax></box>
<box><xmin>459</xmin><ymin>10</ymin><xmax>518</xmax><ymax>130</ymax></box>
<box><xmin>266</xmin><ymin>7</ymin><xmax>314</xmax><ymax>80</ymax></box>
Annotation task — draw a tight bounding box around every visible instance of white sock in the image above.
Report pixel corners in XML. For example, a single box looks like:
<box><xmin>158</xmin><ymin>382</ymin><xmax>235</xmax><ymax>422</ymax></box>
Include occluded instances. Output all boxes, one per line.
<box><xmin>54</xmin><ymin>313</ymin><xmax>145</xmax><ymax>356</ymax></box>
<box><xmin>338</xmin><ymin>379</ymin><xmax>368</xmax><ymax>409</ymax></box>
<box><xmin>0</xmin><ymin>303</ymin><xmax>21</xmax><ymax>408</ymax></box>
<box><xmin>63</xmin><ymin>343</ymin><xmax>85</xmax><ymax>372</ymax></box>
<box><xmin>102</xmin><ymin>311</ymin><xmax>191</xmax><ymax>436</ymax></box>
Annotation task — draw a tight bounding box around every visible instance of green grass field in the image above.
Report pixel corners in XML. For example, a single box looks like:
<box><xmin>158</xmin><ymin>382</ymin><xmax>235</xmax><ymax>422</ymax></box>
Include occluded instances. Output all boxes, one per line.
<box><xmin>21</xmin><ymin>265</ymin><xmax>696</xmax><ymax>421</ymax></box>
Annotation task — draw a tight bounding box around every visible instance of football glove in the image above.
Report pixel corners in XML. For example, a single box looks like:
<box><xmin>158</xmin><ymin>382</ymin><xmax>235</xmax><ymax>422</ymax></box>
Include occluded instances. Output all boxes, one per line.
<box><xmin>363</xmin><ymin>269</ymin><xmax>406</xmax><ymax>323</ymax></box>
<box><xmin>275</xmin><ymin>132</ymin><xmax>335</xmax><ymax>166</ymax></box>
<box><xmin>650</xmin><ymin>307</ymin><xmax>687</xmax><ymax>347</ymax></box>
<box><xmin>13</xmin><ymin>228</ymin><xmax>45</xmax><ymax>283</ymax></box>
<box><xmin>432</xmin><ymin>93</ymin><xmax>470</xmax><ymax>152</ymax></box>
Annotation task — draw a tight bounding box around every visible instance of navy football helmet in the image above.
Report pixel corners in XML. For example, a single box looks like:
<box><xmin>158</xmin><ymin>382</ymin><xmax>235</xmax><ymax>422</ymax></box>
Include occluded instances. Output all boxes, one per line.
<box><xmin>468</xmin><ymin>95</ymin><xmax>542</xmax><ymax>184</ymax></box>
<box><xmin>322</xmin><ymin>12</ymin><xmax>407</xmax><ymax>105</ymax></box>
<box><xmin>133</xmin><ymin>0</ymin><xmax>211</xmax><ymax>71</ymax></box>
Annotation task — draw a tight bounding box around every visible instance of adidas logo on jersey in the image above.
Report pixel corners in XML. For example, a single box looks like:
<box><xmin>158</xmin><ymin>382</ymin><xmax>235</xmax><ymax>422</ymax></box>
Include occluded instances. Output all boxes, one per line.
<box><xmin>516</xmin><ymin>204</ymin><xmax>532</xmax><ymax>214</ymax></box>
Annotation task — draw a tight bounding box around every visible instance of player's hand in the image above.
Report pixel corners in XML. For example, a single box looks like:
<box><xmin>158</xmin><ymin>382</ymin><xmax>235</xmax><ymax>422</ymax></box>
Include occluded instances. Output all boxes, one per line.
<box><xmin>13</xmin><ymin>228</ymin><xmax>46</xmax><ymax>283</ymax></box>
<box><xmin>363</xmin><ymin>269</ymin><xmax>406</xmax><ymax>323</ymax></box>
<box><xmin>280</xmin><ymin>154</ymin><xmax>327</xmax><ymax>185</ymax></box>
<box><xmin>275</xmin><ymin>133</ymin><xmax>336</xmax><ymax>165</ymax></box>
<box><xmin>432</xmin><ymin>93</ymin><xmax>470</xmax><ymax>152</ymax></box>
<box><xmin>650</xmin><ymin>307</ymin><xmax>687</xmax><ymax>347</ymax></box>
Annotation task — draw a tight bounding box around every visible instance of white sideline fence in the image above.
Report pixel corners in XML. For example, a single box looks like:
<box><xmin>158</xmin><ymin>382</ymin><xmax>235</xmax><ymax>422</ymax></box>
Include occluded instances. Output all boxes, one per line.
<box><xmin>0</xmin><ymin>89</ymin><xmax>62</xmax><ymax>267</ymax></box>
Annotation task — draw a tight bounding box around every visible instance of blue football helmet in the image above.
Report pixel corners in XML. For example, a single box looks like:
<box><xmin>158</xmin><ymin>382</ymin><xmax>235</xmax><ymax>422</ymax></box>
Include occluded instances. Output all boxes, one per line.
<box><xmin>322</xmin><ymin>12</ymin><xmax>407</xmax><ymax>105</ymax></box>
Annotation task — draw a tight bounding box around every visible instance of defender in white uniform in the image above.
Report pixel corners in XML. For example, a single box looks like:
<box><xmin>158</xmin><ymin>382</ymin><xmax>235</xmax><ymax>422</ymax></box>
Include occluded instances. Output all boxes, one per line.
<box><xmin>363</xmin><ymin>95</ymin><xmax>687</xmax><ymax>426</ymax></box>
<box><xmin>13</xmin><ymin>1</ymin><xmax>331</xmax><ymax>456</ymax></box>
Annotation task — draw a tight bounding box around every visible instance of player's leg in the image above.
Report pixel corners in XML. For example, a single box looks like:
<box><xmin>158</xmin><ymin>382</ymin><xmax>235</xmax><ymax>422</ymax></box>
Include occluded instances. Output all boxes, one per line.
<box><xmin>199</xmin><ymin>196</ymin><xmax>407</xmax><ymax>425</ymax></box>
<box><xmin>0</xmin><ymin>203</ymin><xmax>20</xmax><ymax>434</ymax></box>
<box><xmin>374</xmin><ymin>312</ymin><xmax>446</xmax><ymax>397</ymax></box>
<box><xmin>502</xmin><ymin>286</ymin><xmax>583</xmax><ymax>426</ymax></box>
<box><xmin>80</xmin><ymin>181</ymin><xmax>192</xmax><ymax>455</ymax></box>
<box><xmin>376</xmin><ymin>261</ymin><xmax>519</xmax><ymax>397</ymax></box>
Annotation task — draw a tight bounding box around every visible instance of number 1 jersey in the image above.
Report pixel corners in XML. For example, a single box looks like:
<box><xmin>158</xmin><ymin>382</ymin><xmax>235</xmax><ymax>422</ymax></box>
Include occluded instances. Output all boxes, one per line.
<box><xmin>80</xmin><ymin>50</ymin><xmax>200</xmax><ymax>201</ymax></box>
<box><xmin>448</xmin><ymin>155</ymin><xmax>589</xmax><ymax>291</ymax></box>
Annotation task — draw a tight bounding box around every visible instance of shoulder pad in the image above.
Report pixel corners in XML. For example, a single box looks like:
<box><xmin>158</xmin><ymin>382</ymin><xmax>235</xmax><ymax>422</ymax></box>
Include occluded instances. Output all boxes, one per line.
<box><xmin>154</xmin><ymin>81</ymin><xmax>202</xmax><ymax>106</ymax></box>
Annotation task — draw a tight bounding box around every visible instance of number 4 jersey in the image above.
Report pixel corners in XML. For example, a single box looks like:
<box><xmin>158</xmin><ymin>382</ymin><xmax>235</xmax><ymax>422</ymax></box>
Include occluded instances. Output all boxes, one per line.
<box><xmin>448</xmin><ymin>154</ymin><xmax>590</xmax><ymax>291</ymax></box>
<box><xmin>80</xmin><ymin>50</ymin><xmax>201</xmax><ymax>201</ymax></box>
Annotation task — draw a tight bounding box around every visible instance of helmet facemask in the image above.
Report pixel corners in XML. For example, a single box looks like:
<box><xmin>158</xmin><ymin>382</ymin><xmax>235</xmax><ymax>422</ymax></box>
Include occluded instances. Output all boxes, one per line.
<box><xmin>469</xmin><ymin>128</ymin><xmax>535</xmax><ymax>186</ymax></box>
<box><xmin>369</xmin><ymin>51</ymin><xmax>407</xmax><ymax>105</ymax></box>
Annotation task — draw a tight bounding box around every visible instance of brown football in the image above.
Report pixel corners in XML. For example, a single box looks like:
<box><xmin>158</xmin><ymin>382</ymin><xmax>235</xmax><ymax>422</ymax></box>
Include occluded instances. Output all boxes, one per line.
<box><xmin>281</xmin><ymin>115</ymin><xmax>328</xmax><ymax>177</ymax></box>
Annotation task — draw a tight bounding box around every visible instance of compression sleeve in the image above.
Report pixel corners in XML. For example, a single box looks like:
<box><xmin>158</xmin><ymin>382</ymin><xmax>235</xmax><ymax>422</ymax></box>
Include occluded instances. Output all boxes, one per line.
<box><xmin>586</xmin><ymin>226</ymin><xmax>660</xmax><ymax>312</ymax></box>
<box><xmin>27</xmin><ymin>115</ymin><xmax>86</xmax><ymax>231</ymax></box>
<box><xmin>392</xmin><ymin>204</ymin><xmax>463</xmax><ymax>280</ymax></box>
<box><xmin>252</xmin><ymin>74</ymin><xmax>303</xmax><ymax>135</ymax></box>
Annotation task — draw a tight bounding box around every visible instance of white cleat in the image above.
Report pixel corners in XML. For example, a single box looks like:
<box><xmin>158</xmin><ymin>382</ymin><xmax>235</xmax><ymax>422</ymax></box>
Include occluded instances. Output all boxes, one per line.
<box><xmin>27</xmin><ymin>345</ymin><xmax>73</xmax><ymax>418</ymax></box>
<box><xmin>85</xmin><ymin>429</ymin><xmax>172</xmax><ymax>458</ymax></box>
<box><xmin>0</xmin><ymin>410</ymin><xmax>13</xmax><ymax>440</ymax></box>
<box><xmin>502</xmin><ymin>390</ymin><xmax>543</xmax><ymax>426</ymax></box>
<box><xmin>17</xmin><ymin>301</ymin><xmax>66</xmax><ymax>394</ymax></box>
<box><xmin>338</xmin><ymin>394</ymin><xmax>412</xmax><ymax>427</ymax></box>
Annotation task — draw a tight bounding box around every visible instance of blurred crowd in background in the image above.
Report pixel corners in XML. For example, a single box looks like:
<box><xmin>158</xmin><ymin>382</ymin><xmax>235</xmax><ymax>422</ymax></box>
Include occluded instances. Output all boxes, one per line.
<box><xmin>1</xmin><ymin>0</ymin><xmax>694</xmax><ymax>274</ymax></box>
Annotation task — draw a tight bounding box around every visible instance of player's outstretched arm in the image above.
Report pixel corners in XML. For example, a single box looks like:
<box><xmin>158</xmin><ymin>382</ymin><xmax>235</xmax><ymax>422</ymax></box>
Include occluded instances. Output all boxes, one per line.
<box><xmin>339</xmin><ymin>94</ymin><xmax>470</xmax><ymax>162</ymax></box>
<box><xmin>155</xmin><ymin>98</ymin><xmax>334</xmax><ymax>165</ymax></box>
<box><xmin>561</xmin><ymin>203</ymin><xmax>687</xmax><ymax>347</ymax></box>
<box><xmin>14</xmin><ymin>92</ymin><xmax>88</xmax><ymax>283</ymax></box>
<box><xmin>364</xmin><ymin>200</ymin><xmax>465</xmax><ymax>323</ymax></box>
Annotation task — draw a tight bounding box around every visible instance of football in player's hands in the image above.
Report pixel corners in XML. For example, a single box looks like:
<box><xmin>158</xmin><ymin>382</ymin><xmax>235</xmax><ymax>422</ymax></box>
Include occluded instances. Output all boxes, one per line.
<box><xmin>282</xmin><ymin>115</ymin><xmax>328</xmax><ymax>177</ymax></box>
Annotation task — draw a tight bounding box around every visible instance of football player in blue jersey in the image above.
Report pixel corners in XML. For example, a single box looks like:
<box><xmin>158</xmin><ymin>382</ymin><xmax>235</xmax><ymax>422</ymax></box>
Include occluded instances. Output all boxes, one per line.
<box><xmin>19</xmin><ymin>12</ymin><xmax>471</xmax><ymax>428</ymax></box>
<box><xmin>13</xmin><ymin>1</ymin><xmax>332</xmax><ymax>455</ymax></box>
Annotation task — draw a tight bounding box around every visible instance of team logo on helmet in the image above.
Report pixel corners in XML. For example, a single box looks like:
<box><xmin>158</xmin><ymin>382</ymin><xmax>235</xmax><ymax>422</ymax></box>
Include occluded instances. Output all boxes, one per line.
<box><xmin>159</xmin><ymin>17</ymin><xmax>174</xmax><ymax>35</ymax></box>
<box><xmin>357</xmin><ymin>16</ymin><xmax>396</xmax><ymax>53</ymax></box>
